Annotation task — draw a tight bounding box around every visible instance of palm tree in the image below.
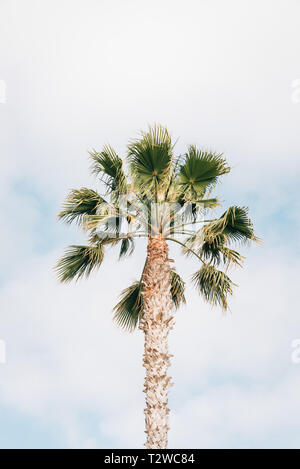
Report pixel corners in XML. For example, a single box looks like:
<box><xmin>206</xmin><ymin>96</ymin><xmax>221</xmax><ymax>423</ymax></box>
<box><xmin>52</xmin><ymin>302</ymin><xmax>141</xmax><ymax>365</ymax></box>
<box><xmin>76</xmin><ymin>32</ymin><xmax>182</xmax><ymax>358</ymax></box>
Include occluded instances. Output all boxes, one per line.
<box><xmin>56</xmin><ymin>125</ymin><xmax>258</xmax><ymax>449</ymax></box>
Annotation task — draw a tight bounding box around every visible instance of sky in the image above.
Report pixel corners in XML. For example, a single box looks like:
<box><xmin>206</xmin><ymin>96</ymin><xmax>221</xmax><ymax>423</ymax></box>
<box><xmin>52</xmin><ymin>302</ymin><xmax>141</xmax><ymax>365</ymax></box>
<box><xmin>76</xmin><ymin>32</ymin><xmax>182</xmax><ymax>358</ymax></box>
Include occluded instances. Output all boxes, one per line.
<box><xmin>0</xmin><ymin>0</ymin><xmax>300</xmax><ymax>448</ymax></box>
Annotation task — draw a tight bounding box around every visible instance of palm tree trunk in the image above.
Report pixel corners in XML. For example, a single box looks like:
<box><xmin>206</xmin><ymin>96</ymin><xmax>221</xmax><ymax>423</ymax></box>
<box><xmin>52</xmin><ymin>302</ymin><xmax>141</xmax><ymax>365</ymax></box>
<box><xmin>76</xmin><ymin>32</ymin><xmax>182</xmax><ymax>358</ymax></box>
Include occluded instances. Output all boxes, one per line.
<box><xmin>139</xmin><ymin>235</ymin><xmax>175</xmax><ymax>449</ymax></box>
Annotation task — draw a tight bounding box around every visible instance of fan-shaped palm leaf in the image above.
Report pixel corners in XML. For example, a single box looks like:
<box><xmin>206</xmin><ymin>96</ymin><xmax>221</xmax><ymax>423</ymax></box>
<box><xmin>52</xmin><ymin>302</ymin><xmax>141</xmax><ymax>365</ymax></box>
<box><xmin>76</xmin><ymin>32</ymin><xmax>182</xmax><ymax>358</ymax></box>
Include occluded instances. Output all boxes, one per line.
<box><xmin>192</xmin><ymin>264</ymin><xmax>236</xmax><ymax>310</ymax></box>
<box><xmin>89</xmin><ymin>145</ymin><xmax>127</xmax><ymax>195</ymax></box>
<box><xmin>113</xmin><ymin>281</ymin><xmax>142</xmax><ymax>332</ymax></box>
<box><xmin>56</xmin><ymin>244</ymin><xmax>105</xmax><ymax>282</ymax></box>
<box><xmin>205</xmin><ymin>206</ymin><xmax>259</xmax><ymax>245</ymax></box>
<box><xmin>179</xmin><ymin>146</ymin><xmax>230</xmax><ymax>197</ymax></box>
<box><xmin>58</xmin><ymin>188</ymin><xmax>105</xmax><ymax>225</ymax></box>
<box><xmin>200</xmin><ymin>240</ymin><xmax>244</xmax><ymax>267</ymax></box>
<box><xmin>127</xmin><ymin>125</ymin><xmax>174</xmax><ymax>196</ymax></box>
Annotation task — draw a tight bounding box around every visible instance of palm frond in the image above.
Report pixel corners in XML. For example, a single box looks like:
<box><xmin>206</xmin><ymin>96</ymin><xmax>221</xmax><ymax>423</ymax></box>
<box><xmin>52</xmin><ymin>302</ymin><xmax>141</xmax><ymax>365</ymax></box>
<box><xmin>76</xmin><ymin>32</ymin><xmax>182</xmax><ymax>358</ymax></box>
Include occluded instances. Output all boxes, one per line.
<box><xmin>218</xmin><ymin>247</ymin><xmax>244</xmax><ymax>267</ymax></box>
<box><xmin>127</xmin><ymin>124</ymin><xmax>174</xmax><ymax>196</ymax></box>
<box><xmin>113</xmin><ymin>281</ymin><xmax>143</xmax><ymax>332</ymax></box>
<box><xmin>89</xmin><ymin>145</ymin><xmax>127</xmax><ymax>195</ymax></box>
<box><xmin>56</xmin><ymin>244</ymin><xmax>104</xmax><ymax>282</ymax></box>
<box><xmin>192</xmin><ymin>264</ymin><xmax>236</xmax><ymax>311</ymax></box>
<box><xmin>113</xmin><ymin>268</ymin><xmax>185</xmax><ymax>332</ymax></box>
<box><xmin>205</xmin><ymin>206</ymin><xmax>259</xmax><ymax>245</ymax></box>
<box><xmin>200</xmin><ymin>237</ymin><xmax>244</xmax><ymax>267</ymax></box>
<box><xmin>179</xmin><ymin>146</ymin><xmax>230</xmax><ymax>197</ymax></box>
<box><xmin>170</xmin><ymin>270</ymin><xmax>186</xmax><ymax>308</ymax></box>
<box><xmin>58</xmin><ymin>188</ymin><xmax>105</xmax><ymax>225</ymax></box>
<box><xmin>119</xmin><ymin>236</ymin><xmax>135</xmax><ymax>259</ymax></box>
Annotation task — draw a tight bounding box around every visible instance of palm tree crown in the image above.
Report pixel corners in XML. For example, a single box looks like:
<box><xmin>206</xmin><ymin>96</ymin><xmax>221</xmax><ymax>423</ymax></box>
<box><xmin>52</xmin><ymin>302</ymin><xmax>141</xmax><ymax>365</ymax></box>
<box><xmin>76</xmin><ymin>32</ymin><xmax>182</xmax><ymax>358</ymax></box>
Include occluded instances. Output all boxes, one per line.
<box><xmin>56</xmin><ymin>125</ymin><xmax>258</xmax><ymax>330</ymax></box>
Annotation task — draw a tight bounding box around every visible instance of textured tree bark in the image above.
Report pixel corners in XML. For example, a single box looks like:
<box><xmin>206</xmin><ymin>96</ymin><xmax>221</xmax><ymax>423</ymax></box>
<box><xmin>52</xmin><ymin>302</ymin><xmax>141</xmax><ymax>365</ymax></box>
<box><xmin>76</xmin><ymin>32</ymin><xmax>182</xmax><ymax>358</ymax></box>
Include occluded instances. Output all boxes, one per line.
<box><xmin>139</xmin><ymin>235</ymin><xmax>175</xmax><ymax>449</ymax></box>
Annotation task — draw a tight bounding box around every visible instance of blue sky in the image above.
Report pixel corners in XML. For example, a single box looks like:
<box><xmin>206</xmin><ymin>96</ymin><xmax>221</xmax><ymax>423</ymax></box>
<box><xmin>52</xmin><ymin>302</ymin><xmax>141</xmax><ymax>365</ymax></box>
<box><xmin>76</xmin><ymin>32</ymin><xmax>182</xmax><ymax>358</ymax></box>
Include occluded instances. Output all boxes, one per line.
<box><xmin>0</xmin><ymin>0</ymin><xmax>300</xmax><ymax>448</ymax></box>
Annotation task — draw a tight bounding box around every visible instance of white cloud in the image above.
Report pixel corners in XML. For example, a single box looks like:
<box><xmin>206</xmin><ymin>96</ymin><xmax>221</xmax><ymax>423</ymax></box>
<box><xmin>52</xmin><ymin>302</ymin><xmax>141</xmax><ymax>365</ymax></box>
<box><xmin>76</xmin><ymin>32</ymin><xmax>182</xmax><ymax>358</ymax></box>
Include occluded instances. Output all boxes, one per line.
<box><xmin>0</xmin><ymin>244</ymin><xmax>299</xmax><ymax>448</ymax></box>
<box><xmin>170</xmin><ymin>372</ymin><xmax>300</xmax><ymax>448</ymax></box>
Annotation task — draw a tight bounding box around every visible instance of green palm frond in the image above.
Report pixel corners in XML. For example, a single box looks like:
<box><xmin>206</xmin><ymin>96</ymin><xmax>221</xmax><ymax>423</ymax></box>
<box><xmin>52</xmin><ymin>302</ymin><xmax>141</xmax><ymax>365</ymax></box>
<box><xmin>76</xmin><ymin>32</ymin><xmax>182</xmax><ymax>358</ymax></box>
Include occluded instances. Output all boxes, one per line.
<box><xmin>113</xmin><ymin>281</ymin><xmax>143</xmax><ymax>332</ymax></box>
<box><xmin>199</xmin><ymin>235</ymin><xmax>244</xmax><ymax>267</ymax></box>
<box><xmin>113</xmin><ymin>269</ymin><xmax>186</xmax><ymax>331</ymax></box>
<box><xmin>127</xmin><ymin>124</ymin><xmax>174</xmax><ymax>196</ymax></box>
<box><xmin>119</xmin><ymin>236</ymin><xmax>135</xmax><ymax>259</ymax></box>
<box><xmin>182</xmin><ymin>232</ymin><xmax>244</xmax><ymax>267</ymax></box>
<box><xmin>170</xmin><ymin>270</ymin><xmax>186</xmax><ymax>308</ymax></box>
<box><xmin>179</xmin><ymin>146</ymin><xmax>230</xmax><ymax>198</ymax></box>
<box><xmin>181</xmin><ymin>205</ymin><xmax>258</xmax><ymax>265</ymax></box>
<box><xmin>58</xmin><ymin>188</ymin><xmax>105</xmax><ymax>225</ymax></box>
<box><xmin>204</xmin><ymin>244</ymin><xmax>242</xmax><ymax>267</ymax></box>
<box><xmin>56</xmin><ymin>244</ymin><xmax>105</xmax><ymax>282</ymax></box>
<box><xmin>89</xmin><ymin>145</ymin><xmax>127</xmax><ymax>194</ymax></box>
<box><xmin>89</xmin><ymin>231</ymin><xmax>137</xmax><ymax>262</ymax></box>
<box><xmin>218</xmin><ymin>246</ymin><xmax>244</xmax><ymax>267</ymax></box>
<box><xmin>205</xmin><ymin>206</ymin><xmax>259</xmax><ymax>245</ymax></box>
<box><xmin>192</xmin><ymin>264</ymin><xmax>236</xmax><ymax>311</ymax></box>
